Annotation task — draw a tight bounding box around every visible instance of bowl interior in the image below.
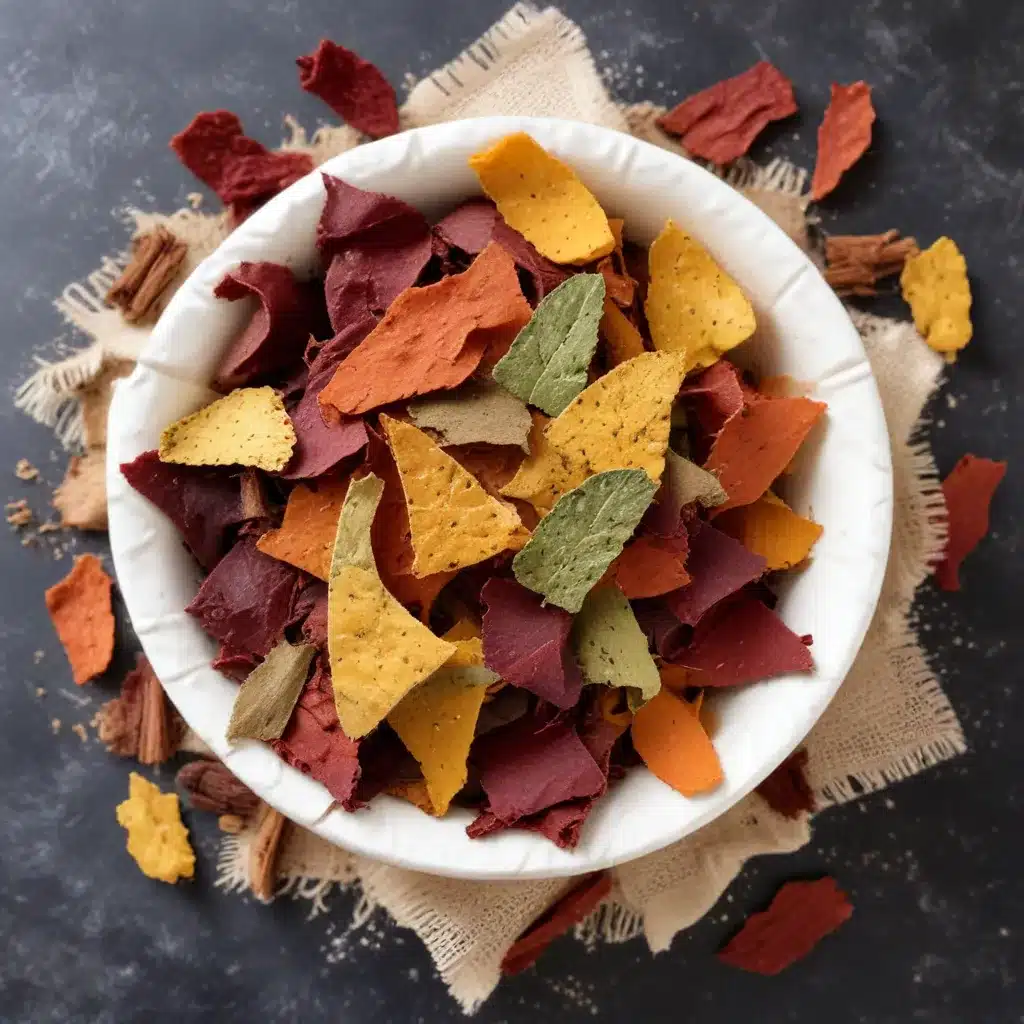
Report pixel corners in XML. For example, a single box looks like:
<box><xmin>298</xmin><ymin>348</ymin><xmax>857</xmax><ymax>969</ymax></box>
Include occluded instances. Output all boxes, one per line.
<box><xmin>106</xmin><ymin>116</ymin><xmax>892</xmax><ymax>880</ymax></box>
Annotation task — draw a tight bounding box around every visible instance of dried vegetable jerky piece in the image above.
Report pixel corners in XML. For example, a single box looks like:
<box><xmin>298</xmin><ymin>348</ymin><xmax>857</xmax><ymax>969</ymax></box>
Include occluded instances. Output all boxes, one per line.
<box><xmin>502</xmin><ymin>872</ymin><xmax>612</xmax><ymax>975</ymax></box>
<box><xmin>600</xmin><ymin>298</ymin><xmax>646</xmax><ymax>367</ymax></box>
<box><xmin>935</xmin><ymin>454</ymin><xmax>1007</xmax><ymax>591</ymax></box>
<box><xmin>116</xmin><ymin>773</ymin><xmax>196</xmax><ymax>884</ymax></box>
<box><xmin>408</xmin><ymin>379</ymin><xmax>533</xmax><ymax>451</ymax></box>
<box><xmin>106</xmin><ymin>224</ymin><xmax>187</xmax><ymax>324</ymax></box>
<box><xmin>824</xmin><ymin>229</ymin><xmax>919</xmax><ymax>297</ymax></box>
<box><xmin>810</xmin><ymin>82</ymin><xmax>876</xmax><ymax>201</ymax></box>
<box><xmin>666</xmin><ymin>520</ymin><xmax>766</xmax><ymax>626</ymax></box>
<box><xmin>327</xmin><ymin>474</ymin><xmax>456</xmax><ymax>738</ymax></box>
<box><xmin>170</xmin><ymin>110</ymin><xmax>313</xmax><ymax>217</ymax></box>
<box><xmin>319</xmin><ymin>242</ymin><xmax>531</xmax><ymax>416</ymax></box>
<box><xmin>718</xmin><ymin>877</ymin><xmax>852</xmax><ymax>974</ymax></box>
<box><xmin>705</xmin><ymin>396</ymin><xmax>826</xmax><ymax>513</ymax></box>
<box><xmin>756</xmin><ymin>748</ymin><xmax>815</xmax><ymax>819</ymax></box>
<box><xmin>382</xmin><ymin>416</ymin><xmax>524</xmax><ymax>576</ymax></box>
<box><xmin>900</xmin><ymin>237</ymin><xmax>973</xmax><ymax>361</ymax></box>
<box><xmin>212</xmin><ymin>262</ymin><xmax>321</xmax><ymax>390</ymax></box>
<box><xmin>513</xmin><ymin>469</ymin><xmax>658</xmax><ymax>613</ymax></box>
<box><xmin>645</xmin><ymin>221</ymin><xmax>756</xmax><ymax>373</ymax></box>
<box><xmin>572</xmin><ymin>585</ymin><xmax>661</xmax><ymax>709</ymax></box>
<box><xmin>610</xmin><ymin>526</ymin><xmax>691</xmax><ymax>599</ymax></box>
<box><xmin>676</xmin><ymin>591</ymin><xmax>813</xmax><ymax>687</ymax></box>
<box><xmin>226</xmin><ymin>640</ymin><xmax>317</xmax><ymax>742</ymax></box>
<box><xmin>657</xmin><ymin>61</ymin><xmax>798</xmax><ymax>165</ymax></box>
<box><xmin>468</xmin><ymin>132</ymin><xmax>615</xmax><ymax>265</ymax></box>
<box><xmin>120</xmin><ymin>451</ymin><xmax>251</xmax><ymax>569</ymax></box>
<box><xmin>502</xmin><ymin>352</ymin><xmax>686</xmax><ymax>513</ymax></box>
<box><xmin>186</xmin><ymin>538</ymin><xmax>302</xmax><ymax>658</ymax></box>
<box><xmin>387</xmin><ymin>637</ymin><xmax>495</xmax><ymax>815</ymax></box>
<box><xmin>714</xmin><ymin>493</ymin><xmax>823</xmax><ymax>570</ymax></box>
<box><xmin>493</xmin><ymin>273</ymin><xmax>606</xmax><ymax>415</ymax></box>
<box><xmin>45</xmin><ymin>553</ymin><xmax>115</xmax><ymax>685</ymax></box>
<box><xmin>256</xmin><ymin>476</ymin><xmax>351</xmax><ymax>579</ymax></box>
<box><xmin>632</xmin><ymin>688</ymin><xmax>723</xmax><ymax>797</ymax></box>
<box><xmin>296</xmin><ymin>39</ymin><xmax>399</xmax><ymax>138</ymax></box>
<box><xmin>159</xmin><ymin>387</ymin><xmax>296</xmax><ymax>472</ymax></box>
<box><xmin>480</xmin><ymin>577</ymin><xmax>583</xmax><ymax>709</ymax></box>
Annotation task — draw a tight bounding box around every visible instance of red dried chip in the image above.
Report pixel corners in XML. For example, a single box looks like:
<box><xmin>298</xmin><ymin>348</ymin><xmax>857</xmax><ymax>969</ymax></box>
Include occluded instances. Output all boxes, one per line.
<box><xmin>676</xmin><ymin>591</ymin><xmax>813</xmax><ymax>687</ymax></box>
<box><xmin>756</xmin><ymin>748</ymin><xmax>816</xmax><ymax>819</ymax></box>
<box><xmin>633</xmin><ymin>598</ymin><xmax>690</xmax><ymax>662</ymax></box>
<box><xmin>935</xmin><ymin>454</ymin><xmax>1007</xmax><ymax>591</ymax></box>
<box><xmin>679</xmin><ymin>359</ymin><xmax>751</xmax><ymax>439</ymax></box>
<box><xmin>481</xmin><ymin>577</ymin><xmax>583</xmax><ymax>709</ymax></box>
<box><xmin>810</xmin><ymin>82</ymin><xmax>876</xmax><ymax>201</ymax></box>
<box><xmin>296</xmin><ymin>39</ymin><xmax>399</xmax><ymax>139</ymax></box>
<box><xmin>502</xmin><ymin>872</ymin><xmax>613</xmax><ymax>975</ymax></box>
<box><xmin>212</xmin><ymin>642</ymin><xmax>260</xmax><ymax>682</ymax></box>
<box><xmin>170</xmin><ymin>111</ymin><xmax>313</xmax><ymax>219</ymax></box>
<box><xmin>718</xmin><ymin>877</ymin><xmax>853</xmax><ymax>974</ymax></box>
<box><xmin>657</xmin><ymin>61</ymin><xmax>798</xmax><ymax>165</ymax></box>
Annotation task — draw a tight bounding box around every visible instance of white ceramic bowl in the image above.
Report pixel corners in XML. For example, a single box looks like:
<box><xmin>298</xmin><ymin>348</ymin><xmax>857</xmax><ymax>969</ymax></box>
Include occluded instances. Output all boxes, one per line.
<box><xmin>107</xmin><ymin>116</ymin><xmax>892</xmax><ymax>880</ymax></box>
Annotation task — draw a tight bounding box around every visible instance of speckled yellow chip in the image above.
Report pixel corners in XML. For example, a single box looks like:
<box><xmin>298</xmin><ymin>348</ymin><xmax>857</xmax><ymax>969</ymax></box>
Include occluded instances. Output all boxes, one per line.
<box><xmin>116</xmin><ymin>772</ymin><xmax>196</xmax><ymax>884</ymax></box>
<box><xmin>645</xmin><ymin>221</ymin><xmax>756</xmax><ymax>373</ymax></box>
<box><xmin>468</xmin><ymin>132</ymin><xmax>615</xmax><ymax>266</ymax></box>
<box><xmin>900</xmin><ymin>236</ymin><xmax>972</xmax><ymax>361</ymax></box>
<box><xmin>382</xmin><ymin>415</ymin><xmax>524</xmax><ymax>577</ymax></box>
<box><xmin>158</xmin><ymin>386</ymin><xmax>296</xmax><ymax>471</ymax></box>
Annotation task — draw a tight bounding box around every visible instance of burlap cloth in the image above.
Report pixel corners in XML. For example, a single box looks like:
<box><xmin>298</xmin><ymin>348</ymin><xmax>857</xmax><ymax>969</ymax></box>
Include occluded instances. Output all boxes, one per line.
<box><xmin>18</xmin><ymin>4</ymin><xmax>964</xmax><ymax>1013</ymax></box>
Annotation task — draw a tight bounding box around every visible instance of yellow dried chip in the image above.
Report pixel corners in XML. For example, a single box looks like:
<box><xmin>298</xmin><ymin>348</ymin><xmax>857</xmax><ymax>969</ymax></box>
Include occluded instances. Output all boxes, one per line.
<box><xmin>381</xmin><ymin>415</ymin><xmax>524</xmax><ymax>577</ymax></box>
<box><xmin>328</xmin><ymin>474</ymin><xmax>455</xmax><ymax>739</ymax></box>
<box><xmin>645</xmin><ymin>221</ymin><xmax>756</xmax><ymax>373</ymax></box>
<box><xmin>115</xmin><ymin>772</ymin><xmax>196</xmax><ymax>884</ymax></box>
<box><xmin>900</xmin><ymin>236</ymin><xmax>972</xmax><ymax>361</ymax></box>
<box><xmin>387</xmin><ymin>636</ymin><xmax>494</xmax><ymax>816</ymax></box>
<box><xmin>468</xmin><ymin>132</ymin><xmax>615</xmax><ymax>265</ymax></box>
<box><xmin>159</xmin><ymin>386</ymin><xmax>296</xmax><ymax>471</ymax></box>
<box><xmin>714</xmin><ymin>492</ymin><xmax>823</xmax><ymax>570</ymax></box>
<box><xmin>502</xmin><ymin>352</ymin><xmax>686</xmax><ymax>513</ymax></box>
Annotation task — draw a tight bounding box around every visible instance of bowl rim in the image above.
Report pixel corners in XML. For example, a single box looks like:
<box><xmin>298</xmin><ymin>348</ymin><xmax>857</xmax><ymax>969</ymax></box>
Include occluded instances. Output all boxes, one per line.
<box><xmin>107</xmin><ymin>115</ymin><xmax>893</xmax><ymax>880</ymax></box>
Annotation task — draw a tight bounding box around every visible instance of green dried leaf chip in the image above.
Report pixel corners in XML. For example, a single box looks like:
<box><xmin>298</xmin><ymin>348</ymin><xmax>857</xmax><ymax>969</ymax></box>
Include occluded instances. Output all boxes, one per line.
<box><xmin>225</xmin><ymin>640</ymin><xmax>317</xmax><ymax>742</ymax></box>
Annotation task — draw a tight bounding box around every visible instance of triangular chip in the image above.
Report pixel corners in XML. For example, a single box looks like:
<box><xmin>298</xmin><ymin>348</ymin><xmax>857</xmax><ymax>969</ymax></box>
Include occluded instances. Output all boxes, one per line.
<box><xmin>900</xmin><ymin>236</ymin><xmax>973</xmax><ymax>361</ymax></box>
<box><xmin>408</xmin><ymin>379</ymin><xmax>532</xmax><ymax>451</ymax></box>
<box><xmin>159</xmin><ymin>386</ymin><xmax>296</xmax><ymax>472</ymax></box>
<box><xmin>645</xmin><ymin>221</ymin><xmax>756</xmax><ymax>373</ymax></box>
<box><xmin>382</xmin><ymin>415</ymin><xmax>524</xmax><ymax>577</ymax></box>
<box><xmin>493</xmin><ymin>273</ymin><xmax>606</xmax><ymax>415</ymax></box>
<box><xmin>600</xmin><ymin>298</ymin><xmax>646</xmax><ymax>368</ymax></box>
<box><xmin>512</xmin><ymin>469</ymin><xmax>657</xmax><ymax>613</ymax></box>
<box><xmin>468</xmin><ymin>132</ymin><xmax>615</xmax><ymax>265</ymax></box>
<box><xmin>387</xmin><ymin>636</ymin><xmax>495</xmax><ymax>815</ymax></box>
<box><xmin>327</xmin><ymin>473</ymin><xmax>456</xmax><ymax>738</ymax></box>
<box><xmin>714</xmin><ymin>493</ymin><xmax>823</xmax><ymax>570</ymax></box>
<box><xmin>502</xmin><ymin>352</ymin><xmax>686</xmax><ymax>513</ymax></box>
<box><xmin>226</xmin><ymin>640</ymin><xmax>317</xmax><ymax>742</ymax></box>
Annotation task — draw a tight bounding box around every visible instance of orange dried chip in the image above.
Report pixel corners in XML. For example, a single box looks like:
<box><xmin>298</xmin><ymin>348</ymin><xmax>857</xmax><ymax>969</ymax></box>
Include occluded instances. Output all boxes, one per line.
<box><xmin>658</xmin><ymin>663</ymin><xmax>692</xmax><ymax>693</ymax></box>
<box><xmin>610</xmin><ymin>531</ymin><xmax>690</xmax><ymax>599</ymax></box>
<box><xmin>600</xmin><ymin>298</ymin><xmax>646</xmax><ymax>367</ymax></box>
<box><xmin>810</xmin><ymin>82</ymin><xmax>876</xmax><ymax>201</ymax></box>
<box><xmin>714</xmin><ymin>493</ymin><xmax>823</xmax><ymax>570</ymax></box>
<box><xmin>45</xmin><ymin>553</ymin><xmax>115</xmax><ymax>685</ymax></box>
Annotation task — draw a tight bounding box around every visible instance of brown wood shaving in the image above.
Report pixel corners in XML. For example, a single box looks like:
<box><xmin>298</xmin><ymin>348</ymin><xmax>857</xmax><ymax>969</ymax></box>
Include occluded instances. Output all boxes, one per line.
<box><xmin>106</xmin><ymin>225</ymin><xmax>188</xmax><ymax>324</ymax></box>
<box><xmin>15</xmin><ymin>459</ymin><xmax>39</xmax><ymax>481</ymax></box>
<box><xmin>53</xmin><ymin>450</ymin><xmax>108</xmax><ymax>531</ymax></box>
<box><xmin>824</xmin><ymin>230</ymin><xmax>919</xmax><ymax>297</ymax></box>
<box><xmin>239</xmin><ymin>468</ymin><xmax>272</xmax><ymax>521</ymax></box>
<box><xmin>249</xmin><ymin>802</ymin><xmax>290</xmax><ymax>902</ymax></box>
<box><xmin>97</xmin><ymin>655</ymin><xmax>183</xmax><ymax>764</ymax></box>
<box><xmin>175</xmin><ymin>758</ymin><xmax>261</xmax><ymax>817</ymax></box>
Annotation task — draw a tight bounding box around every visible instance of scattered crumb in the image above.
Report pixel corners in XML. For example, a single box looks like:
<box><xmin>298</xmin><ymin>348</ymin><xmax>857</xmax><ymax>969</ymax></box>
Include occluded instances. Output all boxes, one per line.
<box><xmin>946</xmin><ymin>393</ymin><xmax>958</xmax><ymax>409</ymax></box>
<box><xmin>20</xmin><ymin>535</ymin><xmax>37</xmax><ymax>548</ymax></box>
<box><xmin>6</xmin><ymin>500</ymin><xmax>32</xmax><ymax>527</ymax></box>
<box><xmin>51</xmin><ymin>717</ymin><xmax>62</xmax><ymax>734</ymax></box>
<box><xmin>15</xmin><ymin>459</ymin><xmax>39</xmax><ymax>481</ymax></box>
<box><xmin>71</xmin><ymin>722</ymin><xmax>89</xmax><ymax>743</ymax></box>
<box><xmin>33</xmin><ymin>650</ymin><xmax>44</xmax><ymax>664</ymax></box>
<box><xmin>37</xmin><ymin>521</ymin><xmax>61</xmax><ymax>533</ymax></box>
<box><xmin>35</xmin><ymin>687</ymin><xmax>46</xmax><ymax>698</ymax></box>
<box><xmin>53</xmin><ymin>547</ymin><xmax>64</xmax><ymax>560</ymax></box>
<box><xmin>186</xmin><ymin>191</ymin><xmax>204</xmax><ymax>209</ymax></box>
<box><xmin>218</xmin><ymin>814</ymin><xmax>245</xmax><ymax>834</ymax></box>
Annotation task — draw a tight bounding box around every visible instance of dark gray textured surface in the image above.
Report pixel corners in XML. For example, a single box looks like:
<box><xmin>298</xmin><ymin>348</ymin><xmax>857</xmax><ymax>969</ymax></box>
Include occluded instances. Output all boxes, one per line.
<box><xmin>1</xmin><ymin>1</ymin><xmax>1021</xmax><ymax>1021</ymax></box>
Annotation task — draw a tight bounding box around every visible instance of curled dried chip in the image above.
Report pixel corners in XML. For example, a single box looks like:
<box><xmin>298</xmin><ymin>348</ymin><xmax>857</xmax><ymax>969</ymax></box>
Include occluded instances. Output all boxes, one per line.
<box><xmin>116</xmin><ymin>773</ymin><xmax>196</xmax><ymax>884</ymax></box>
<box><xmin>718</xmin><ymin>877</ymin><xmax>852</xmax><ymax>974</ymax></box>
<box><xmin>935</xmin><ymin>453</ymin><xmax>1007</xmax><ymax>591</ymax></box>
<box><xmin>319</xmin><ymin>242</ymin><xmax>531</xmax><ymax>416</ymax></box>
<box><xmin>756</xmin><ymin>748</ymin><xmax>816</xmax><ymax>819</ymax></box>
<box><xmin>810</xmin><ymin>82</ymin><xmax>876</xmax><ymax>201</ymax></box>
<box><xmin>296</xmin><ymin>40</ymin><xmax>399</xmax><ymax>138</ymax></box>
<box><xmin>45</xmin><ymin>553</ymin><xmax>115</xmax><ymax>685</ymax></box>
<box><xmin>646</xmin><ymin>221</ymin><xmax>756</xmax><ymax>373</ymax></box>
<box><xmin>226</xmin><ymin>640</ymin><xmax>317</xmax><ymax>743</ymax></box>
<box><xmin>408</xmin><ymin>379</ymin><xmax>533</xmax><ymax>451</ymax></box>
<box><xmin>469</xmin><ymin>132</ymin><xmax>615</xmax><ymax>265</ymax></box>
<box><xmin>493</xmin><ymin>273</ymin><xmax>606</xmax><ymax>416</ymax></box>
<box><xmin>327</xmin><ymin>474</ymin><xmax>456</xmax><ymax>738</ymax></box>
<box><xmin>481</xmin><ymin>577</ymin><xmax>582</xmax><ymax>709</ymax></box>
<box><xmin>714</xmin><ymin>493</ymin><xmax>823</xmax><ymax>570</ymax></box>
<box><xmin>657</xmin><ymin>61</ymin><xmax>797</xmax><ymax>165</ymax></box>
<box><xmin>900</xmin><ymin>237</ymin><xmax>973</xmax><ymax>361</ymax></box>
<box><xmin>600</xmin><ymin>298</ymin><xmax>646</xmax><ymax>368</ymax></box>
<box><xmin>705</xmin><ymin>396</ymin><xmax>826</xmax><ymax>513</ymax></box>
<box><xmin>632</xmin><ymin>688</ymin><xmax>723</xmax><ymax>797</ymax></box>
<box><xmin>513</xmin><ymin>469</ymin><xmax>658</xmax><ymax>613</ymax></box>
<box><xmin>610</xmin><ymin>525</ymin><xmax>691</xmax><ymax>599</ymax></box>
<box><xmin>159</xmin><ymin>387</ymin><xmax>296</xmax><ymax>472</ymax></box>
